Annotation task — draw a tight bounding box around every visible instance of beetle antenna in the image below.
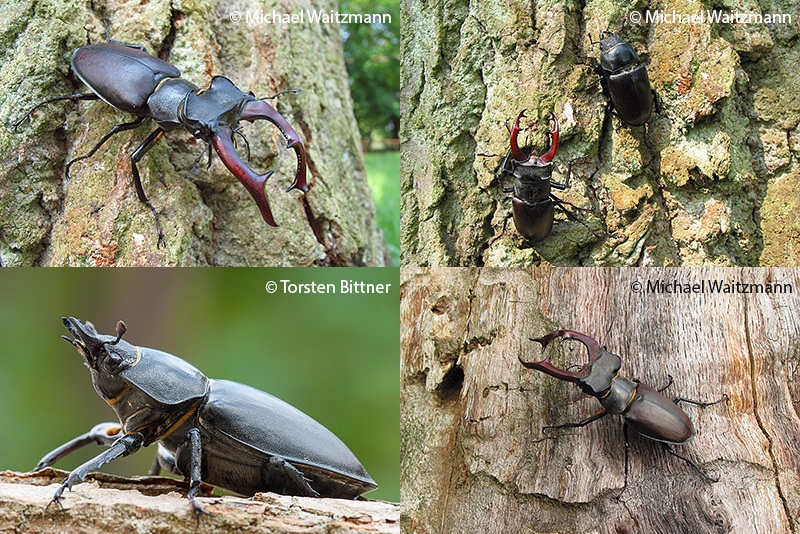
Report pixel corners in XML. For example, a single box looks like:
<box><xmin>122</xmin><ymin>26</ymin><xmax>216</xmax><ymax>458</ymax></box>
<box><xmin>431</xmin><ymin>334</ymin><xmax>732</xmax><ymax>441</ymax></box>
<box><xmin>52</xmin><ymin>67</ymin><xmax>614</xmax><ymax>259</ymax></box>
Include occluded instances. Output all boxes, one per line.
<box><xmin>265</xmin><ymin>88</ymin><xmax>301</xmax><ymax>100</ymax></box>
<box><xmin>232</xmin><ymin>127</ymin><xmax>251</xmax><ymax>161</ymax></box>
<box><xmin>103</xmin><ymin>321</ymin><xmax>127</xmax><ymax>347</ymax></box>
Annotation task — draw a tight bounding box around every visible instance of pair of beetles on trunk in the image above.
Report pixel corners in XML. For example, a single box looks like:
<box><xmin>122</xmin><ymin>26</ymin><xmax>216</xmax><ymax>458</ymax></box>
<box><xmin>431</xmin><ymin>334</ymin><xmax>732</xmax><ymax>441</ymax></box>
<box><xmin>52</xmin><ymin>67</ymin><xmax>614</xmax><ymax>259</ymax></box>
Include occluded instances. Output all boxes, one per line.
<box><xmin>502</xmin><ymin>31</ymin><xmax>654</xmax><ymax>241</ymax></box>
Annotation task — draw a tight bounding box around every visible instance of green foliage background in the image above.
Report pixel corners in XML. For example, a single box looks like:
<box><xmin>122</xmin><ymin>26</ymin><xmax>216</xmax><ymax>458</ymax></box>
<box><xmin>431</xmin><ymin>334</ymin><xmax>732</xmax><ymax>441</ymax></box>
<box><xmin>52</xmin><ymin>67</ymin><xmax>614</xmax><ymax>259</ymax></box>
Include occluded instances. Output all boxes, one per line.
<box><xmin>366</xmin><ymin>152</ymin><xmax>400</xmax><ymax>265</ymax></box>
<box><xmin>0</xmin><ymin>268</ymin><xmax>399</xmax><ymax>502</ymax></box>
<box><xmin>342</xmin><ymin>0</ymin><xmax>400</xmax><ymax>140</ymax></box>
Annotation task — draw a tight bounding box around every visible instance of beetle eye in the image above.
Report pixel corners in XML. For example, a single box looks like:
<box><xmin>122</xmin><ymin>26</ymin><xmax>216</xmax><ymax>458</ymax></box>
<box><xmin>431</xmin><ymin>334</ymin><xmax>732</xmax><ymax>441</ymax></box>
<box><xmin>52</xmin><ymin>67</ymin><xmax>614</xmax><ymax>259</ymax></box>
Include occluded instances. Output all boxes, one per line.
<box><xmin>102</xmin><ymin>348</ymin><xmax>124</xmax><ymax>372</ymax></box>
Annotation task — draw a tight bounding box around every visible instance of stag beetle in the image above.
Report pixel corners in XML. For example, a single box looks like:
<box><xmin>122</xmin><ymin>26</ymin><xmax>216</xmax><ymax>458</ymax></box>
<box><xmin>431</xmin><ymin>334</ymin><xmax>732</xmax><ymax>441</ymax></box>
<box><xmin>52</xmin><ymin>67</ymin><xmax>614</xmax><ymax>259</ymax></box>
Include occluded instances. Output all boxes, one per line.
<box><xmin>36</xmin><ymin>317</ymin><xmax>376</xmax><ymax>514</ymax></box>
<box><xmin>590</xmin><ymin>31</ymin><xmax>653</xmax><ymax>126</ymax></box>
<box><xmin>518</xmin><ymin>330</ymin><xmax>725</xmax><ymax>486</ymax></box>
<box><xmin>14</xmin><ymin>41</ymin><xmax>308</xmax><ymax>246</ymax></box>
<box><xmin>499</xmin><ymin>110</ymin><xmax>576</xmax><ymax>241</ymax></box>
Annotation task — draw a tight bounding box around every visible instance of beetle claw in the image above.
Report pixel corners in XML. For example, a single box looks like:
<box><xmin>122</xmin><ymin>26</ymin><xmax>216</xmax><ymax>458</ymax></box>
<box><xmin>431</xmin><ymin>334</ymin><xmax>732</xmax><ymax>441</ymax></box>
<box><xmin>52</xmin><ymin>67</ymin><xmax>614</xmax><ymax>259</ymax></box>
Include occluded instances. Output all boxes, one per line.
<box><xmin>211</xmin><ymin>125</ymin><xmax>278</xmax><ymax>227</ymax></box>
<box><xmin>508</xmin><ymin>111</ymin><xmax>559</xmax><ymax>164</ymax></box>
<box><xmin>520</xmin><ymin>330</ymin><xmax>604</xmax><ymax>382</ymax></box>
<box><xmin>239</xmin><ymin>99</ymin><xmax>308</xmax><ymax>194</ymax></box>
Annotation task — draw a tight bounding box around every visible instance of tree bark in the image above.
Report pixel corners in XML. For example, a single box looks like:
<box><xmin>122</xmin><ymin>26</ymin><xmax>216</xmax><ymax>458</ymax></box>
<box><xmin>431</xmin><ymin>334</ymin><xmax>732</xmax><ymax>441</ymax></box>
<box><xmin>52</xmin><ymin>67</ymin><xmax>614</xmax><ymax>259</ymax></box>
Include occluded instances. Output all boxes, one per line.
<box><xmin>400</xmin><ymin>0</ymin><xmax>800</xmax><ymax>266</ymax></box>
<box><xmin>0</xmin><ymin>0</ymin><xmax>387</xmax><ymax>266</ymax></box>
<box><xmin>401</xmin><ymin>267</ymin><xmax>800</xmax><ymax>533</ymax></box>
<box><xmin>0</xmin><ymin>469</ymin><xmax>399</xmax><ymax>533</ymax></box>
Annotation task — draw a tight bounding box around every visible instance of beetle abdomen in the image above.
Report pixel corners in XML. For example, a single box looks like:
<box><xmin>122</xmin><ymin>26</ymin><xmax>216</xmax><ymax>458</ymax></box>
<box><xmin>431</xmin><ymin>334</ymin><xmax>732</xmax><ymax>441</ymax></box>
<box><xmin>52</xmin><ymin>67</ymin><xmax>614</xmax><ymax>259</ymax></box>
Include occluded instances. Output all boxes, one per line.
<box><xmin>512</xmin><ymin>197</ymin><xmax>554</xmax><ymax>241</ymax></box>
<box><xmin>625</xmin><ymin>383</ymin><xmax>694</xmax><ymax>444</ymax></box>
<box><xmin>197</xmin><ymin>379</ymin><xmax>376</xmax><ymax>497</ymax></box>
<box><xmin>606</xmin><ymin>64</ymin><xmax>653</xmax><ymax>126</ymax></box>
<box><xmin>71</xmin><ymin>43</ymin><xmax>181</xmax><ymax>115</ymax></box>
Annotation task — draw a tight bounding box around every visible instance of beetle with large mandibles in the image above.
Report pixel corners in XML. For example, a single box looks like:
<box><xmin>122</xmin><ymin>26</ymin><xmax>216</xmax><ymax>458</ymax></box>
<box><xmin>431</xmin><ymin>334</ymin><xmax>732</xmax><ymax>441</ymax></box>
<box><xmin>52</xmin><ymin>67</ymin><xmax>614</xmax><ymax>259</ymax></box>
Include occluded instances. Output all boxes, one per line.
<box><xmin>36</xmin><ymin>317</ymin><xmax>376</xmax><ymax>515</ymax></box>
<box><xmin>13</xmin><ymin>41</ymin><xmax>308</xmax><ymax>247</ymax></box>
<box><xmin>499</xmin><ymin>110</ymin><xmax>571</xmax><ymax>241</ymax></box>
<box><xmin>589</xmin><ymin>30</ymin><xmax>653</xmax><ymax>126</ymax></box>
<box><xmin>518</xmin><ymin>330</ymin><xmax>725</xmax><ymax>487</ymax></box>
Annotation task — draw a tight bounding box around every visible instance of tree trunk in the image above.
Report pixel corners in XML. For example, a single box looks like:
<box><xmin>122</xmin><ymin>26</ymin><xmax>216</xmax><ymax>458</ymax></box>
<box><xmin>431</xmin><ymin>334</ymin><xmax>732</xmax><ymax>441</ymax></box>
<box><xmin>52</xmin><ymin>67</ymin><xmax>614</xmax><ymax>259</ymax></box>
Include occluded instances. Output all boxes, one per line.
<box><xmin>400</xmin><ymin>0</ymin><xmax>800</xmax><ymax>266</ymax></box>
<box><xmin>0</xmin><ymin>0</ymin><xmax>387</xmax><ymax>266</ymax></box>
<box><xmin>0</xmin><ymin>469</ymin><xmax>399</xmax><ymax>533</ymax></box>
<box><xmin>401</xmin><ymin>267</ymin><xmax>800</xmax><ymax>533</ymax></box>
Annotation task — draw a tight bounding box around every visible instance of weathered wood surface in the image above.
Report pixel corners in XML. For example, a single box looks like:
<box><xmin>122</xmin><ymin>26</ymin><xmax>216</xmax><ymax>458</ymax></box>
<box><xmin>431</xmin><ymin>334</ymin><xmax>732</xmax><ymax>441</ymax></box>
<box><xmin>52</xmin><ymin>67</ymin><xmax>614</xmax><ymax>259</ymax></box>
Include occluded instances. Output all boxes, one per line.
<box><xmin>0</xmin><ymin>470</ymin><xmax>399</xmax><ymax>533</ymax></box>
<box><xmin>401</xmin><ymin>267</ymin><xmax>800</xmax><ymax>533</ymax></box>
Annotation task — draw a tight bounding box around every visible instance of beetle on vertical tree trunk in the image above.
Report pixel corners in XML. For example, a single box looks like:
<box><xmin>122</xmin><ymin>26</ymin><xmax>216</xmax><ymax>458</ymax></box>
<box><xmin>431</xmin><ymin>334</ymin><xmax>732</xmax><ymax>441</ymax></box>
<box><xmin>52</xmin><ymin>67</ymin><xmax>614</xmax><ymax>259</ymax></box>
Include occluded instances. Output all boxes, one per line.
<box><xmin>590</xmin><ymin>31</ymin><xmax>653</xmax><ymax>126</ymax></box>
<box><xmin>14</xmin><ymin>41</ymin><xmax>308</xmax><ymax>247</ymax></box>
<box><xmin>518</xmin><ymin>329</ymin><xmax>725</xmax><ymax>487</ymax></box>
<box><xmin>36</xmin><ymin>317</ymin><xmax>376</xmax><ymax>515</ymax></box>
<box><xmin>500</xmin><ymin>110</ymin><xmax>569</xmax><ymax>241</ymax></box>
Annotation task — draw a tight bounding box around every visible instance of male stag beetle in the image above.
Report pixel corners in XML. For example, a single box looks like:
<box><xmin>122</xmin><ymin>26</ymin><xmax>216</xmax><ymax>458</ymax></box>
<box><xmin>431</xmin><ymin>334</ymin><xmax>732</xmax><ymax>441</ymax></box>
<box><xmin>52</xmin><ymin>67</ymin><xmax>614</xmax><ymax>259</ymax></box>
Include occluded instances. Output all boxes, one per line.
<box><xmin>518</xmin><ymin>330</ymin><xmax>725</xmax><ymax>486</ymax></box>
<box><xmin>499</xmin><ymin>110</ymin><xmax>574</xmax><ymax>241</ymax></box>
<box><xmin>590</xmin><ymin>31</ymin><xmax>653</xmax><ymax>126</ymax></box>
<box><xmin>35</xmin><ymin>317</ymin><xmax>376</xmax><ymax>514</ymax></box>
<box><xmin>14</xmin><ymin>41</ymin><xmax>308</xmax><ymax>246</ymax></box>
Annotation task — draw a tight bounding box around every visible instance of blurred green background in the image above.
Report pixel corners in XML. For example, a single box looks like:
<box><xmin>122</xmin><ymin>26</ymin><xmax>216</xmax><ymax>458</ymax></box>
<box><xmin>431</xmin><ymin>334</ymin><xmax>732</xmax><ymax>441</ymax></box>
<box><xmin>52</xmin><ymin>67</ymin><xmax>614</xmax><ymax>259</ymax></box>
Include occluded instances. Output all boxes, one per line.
<box><xmin>0</xmin><ymin>268</ymin><xmax>399</xmax><ymax>502</ymax></box>
<box><xmin>342</xmin><ymin>0</ymin><xmax>400</xmax><ymax>266</ymax></box>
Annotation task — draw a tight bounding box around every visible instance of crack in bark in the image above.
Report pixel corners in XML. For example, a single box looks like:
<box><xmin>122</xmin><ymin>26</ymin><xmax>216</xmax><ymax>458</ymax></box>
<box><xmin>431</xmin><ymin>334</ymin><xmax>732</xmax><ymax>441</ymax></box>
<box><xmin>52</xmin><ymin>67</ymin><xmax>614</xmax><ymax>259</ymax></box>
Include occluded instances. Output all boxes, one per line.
<box><xmin>744</xmin><ymin>297</ymin><xmax>796</xmax><ymax>533</ymax></box>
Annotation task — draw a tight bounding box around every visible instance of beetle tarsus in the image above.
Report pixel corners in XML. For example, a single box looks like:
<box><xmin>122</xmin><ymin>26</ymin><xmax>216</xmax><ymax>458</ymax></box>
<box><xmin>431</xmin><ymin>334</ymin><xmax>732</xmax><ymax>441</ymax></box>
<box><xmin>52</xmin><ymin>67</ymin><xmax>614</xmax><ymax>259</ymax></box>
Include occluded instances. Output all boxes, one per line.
<box><xmin>268</xmin><ymin>456</ymin><xmax>320</xmax><ymax>497</ymax></box>
<box><xmin>12</xmin><ymin>93</ymin><xmax>100</xmax><ymax>131</ymax></box>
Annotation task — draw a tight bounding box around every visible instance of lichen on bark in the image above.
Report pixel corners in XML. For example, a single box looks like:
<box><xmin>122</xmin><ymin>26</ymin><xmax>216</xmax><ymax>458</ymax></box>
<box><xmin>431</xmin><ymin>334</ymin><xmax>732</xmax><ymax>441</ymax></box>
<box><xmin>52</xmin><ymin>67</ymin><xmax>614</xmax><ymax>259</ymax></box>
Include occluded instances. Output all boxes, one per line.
<box><xmin>0</xmin><ymin>0</ymin><xmax>387</xmax><ymax>266</ymax></box>
<box><xmin>401</xmin><ymin>0</ymin><xmax>800</xmax><ymax>266</ymax></box>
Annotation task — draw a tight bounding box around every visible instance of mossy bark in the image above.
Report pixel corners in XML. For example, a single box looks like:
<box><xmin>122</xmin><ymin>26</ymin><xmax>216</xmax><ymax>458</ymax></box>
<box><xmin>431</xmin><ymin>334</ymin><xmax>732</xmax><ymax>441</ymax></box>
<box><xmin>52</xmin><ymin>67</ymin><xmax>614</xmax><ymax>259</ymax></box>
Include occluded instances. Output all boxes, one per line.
<box><xmin>401</xmin><ymin>0</ymin><xmax>800</xmax><ymax>266</ymax></box>
<box><xmin>0</xmin><ymin>0</ymin><xmax>387</xmax><ymax>266</ymax></box>
<box><xmin>401</xmin><ymin>267</ymin><xmax>800</xmax><ymax>533</ymax></box>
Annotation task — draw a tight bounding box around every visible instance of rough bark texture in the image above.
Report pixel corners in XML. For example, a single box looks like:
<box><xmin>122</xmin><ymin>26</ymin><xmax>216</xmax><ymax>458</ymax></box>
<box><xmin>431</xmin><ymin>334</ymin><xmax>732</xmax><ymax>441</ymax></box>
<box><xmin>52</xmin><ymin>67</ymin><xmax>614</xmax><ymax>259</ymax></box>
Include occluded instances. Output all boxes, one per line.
<box><xmin>401</xmin><ymin>267</ymin><xmax>800</xmax><ymax>533</ymax></box>
<box><xmin>0</xmin><ymin>0</ymin><xmax>387</xmax><ymax>266</ymax></box>
<box><xmin>401</xmin><ymin>0</ymin><xmax>800</xmax><ymax>266</ymax></box>
<box><xmin>0</xmin><ymin>470</ymin><xmax>399</xmax><ymax>533</ymax></box>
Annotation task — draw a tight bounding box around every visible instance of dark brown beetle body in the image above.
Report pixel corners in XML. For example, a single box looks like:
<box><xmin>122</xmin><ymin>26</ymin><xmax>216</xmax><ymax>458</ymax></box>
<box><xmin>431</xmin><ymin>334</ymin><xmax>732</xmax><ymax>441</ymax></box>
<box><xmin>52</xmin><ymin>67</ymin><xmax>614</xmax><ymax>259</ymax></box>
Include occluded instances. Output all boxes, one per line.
<box><xmin>15</xmin><ymin>42</ymin><xmax>308</xmax><ymax>246</ymax></box>
<box><xmin>36</xmin><ymin>318</ymin><xmax>376</xmax><ymax>514</ymax></box>
<box><xmin>591</xmin><ymin>31</ymin><xmax>653</xmax><ymax>126</ymax></box>
<box><xmin>501</xmin><ymin>111</ymin><xmax>566</xmax><ymax>241</ymax></box>
<box><xmin>519</xmin><ymin>329</ymin><xmax>724</xmax><ymax>483</ymax></box>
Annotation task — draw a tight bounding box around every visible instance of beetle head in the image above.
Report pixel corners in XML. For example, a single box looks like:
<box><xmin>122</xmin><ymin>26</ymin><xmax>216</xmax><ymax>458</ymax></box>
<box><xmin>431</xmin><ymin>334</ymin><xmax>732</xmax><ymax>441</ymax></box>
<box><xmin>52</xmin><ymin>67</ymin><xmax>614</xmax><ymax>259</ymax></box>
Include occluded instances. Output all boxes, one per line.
<box><xmin>62</xmin><ymin>317</ymin><xmax>138</xmax><ymax>375</ymax></box>
<box><xmin>519</xmin><ymin>330</ymin><xmax>621</xmax><ymax>397</ymax></box>
<box><xmin>598</xmin><ymin>31</ymin><xmax>624</xmax><ymax>51</ymax></box>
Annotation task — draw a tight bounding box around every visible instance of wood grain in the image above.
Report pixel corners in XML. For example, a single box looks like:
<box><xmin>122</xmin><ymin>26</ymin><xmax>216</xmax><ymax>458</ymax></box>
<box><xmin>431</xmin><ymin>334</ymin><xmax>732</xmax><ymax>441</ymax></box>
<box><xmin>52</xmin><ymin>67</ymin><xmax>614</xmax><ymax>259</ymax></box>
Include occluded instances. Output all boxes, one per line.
<box><xmin>401</xmin><ymin>267</ymin><xmax>800</xmax><ymax>534</ymax></box>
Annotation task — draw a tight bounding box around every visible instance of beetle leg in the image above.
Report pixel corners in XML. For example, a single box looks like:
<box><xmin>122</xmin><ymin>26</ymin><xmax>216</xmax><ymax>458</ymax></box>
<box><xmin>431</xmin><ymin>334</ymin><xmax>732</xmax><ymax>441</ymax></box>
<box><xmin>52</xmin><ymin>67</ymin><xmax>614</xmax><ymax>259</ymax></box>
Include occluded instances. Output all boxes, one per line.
<box><xmin>34</xmin><ymin>422</ymin><xmax>122</xmax><ymax>470</ymax></box>
<box><xmin>673</xmin><ymin>394</ymin><xmax>728</xmax><ymax>408</ymax></box>
<box><xmin>266</xmin><ymin>456</ymin><xmax>320</xmax><ymax>497</ymax></box>
<box><xmin>184</xmin><ymin>428</ymin><xmax>210</xmax><ymax>516</ymax></box>
<box><xmin>64</xmin><ymin>117</ymin><xmax>147</xmax><ymax>178</ymax></box>
<box><xmin>542</xmin><ymin>408</ymin><xmax>608</xmax><ymax>432</ymax></box>
<box><xmin>49</xmin><ymin>432</ymin><xmax>144</xmax><ymax>510</ymax></box>
<box><xmin>238</xmin><ymin>99</ymin><xmax>308</xmax><ymax>194</ymax></box>
<box><xmin>150</xmin><ymin>443</ymin><xmax>179</xmax><ymax>476</ymax></box>
<box><xmin>130</xmin><ymin>128</ymin><xmax>166</xmax><ymax>248</ymax></box>
<box><xmin>661</xmin><ymin>443</ymin><xmax>719</xmax><ymax>483</ymax></box>
<box><xmin>622</xmin><ymin>422</ymin><xmax>630</xmax><ymax>495</ymax></box>
<box><xmin>12</xmin><ymin>93</ymin><xmax>100</xmax><ymax>131</ymax></box>
<box><xmin>191</xmin><ymin>142</ymin><xmax>213</xmax><ymax>174</ymax></box>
